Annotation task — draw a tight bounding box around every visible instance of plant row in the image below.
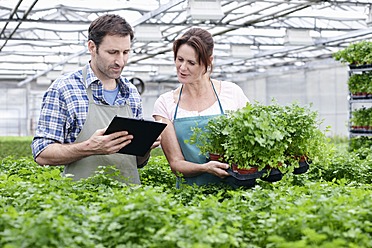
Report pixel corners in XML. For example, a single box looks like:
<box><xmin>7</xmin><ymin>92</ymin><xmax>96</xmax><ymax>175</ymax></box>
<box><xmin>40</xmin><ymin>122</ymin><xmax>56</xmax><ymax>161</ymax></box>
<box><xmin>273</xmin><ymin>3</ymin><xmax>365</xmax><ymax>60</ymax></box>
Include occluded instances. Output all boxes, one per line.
<box><xmin>0</xmin><ymin>136</ymin><xmax>33</xmax><ymax>159</ymax></box>
<box><xmin>1</xmin><ymin>148</ymin><xmax>372</xmax><ymax>248</ymax></box>
<box><xmin>350</xmin><ymin>106</ymin><xmax>372</xmax><ymax>130</ymax></box>
<box><xmin>348</xmin><ymin>72</ymin><xmax>372</xmax><ymax>96</ymax></box>
<box><xmin>349</xmin><ymin>136</ymin><xmax>372</xmax><ymax>153</ymax></box>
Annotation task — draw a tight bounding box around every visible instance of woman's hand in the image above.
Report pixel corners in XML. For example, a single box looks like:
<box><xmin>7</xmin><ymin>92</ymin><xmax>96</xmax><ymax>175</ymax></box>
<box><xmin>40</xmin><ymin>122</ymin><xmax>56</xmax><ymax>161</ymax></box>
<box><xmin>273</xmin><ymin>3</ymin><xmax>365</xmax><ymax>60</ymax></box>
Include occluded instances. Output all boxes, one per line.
<box><xmin>204</xmin><ymin>161</ymin><xmax>230</xmax><ymax>178</ymax></box>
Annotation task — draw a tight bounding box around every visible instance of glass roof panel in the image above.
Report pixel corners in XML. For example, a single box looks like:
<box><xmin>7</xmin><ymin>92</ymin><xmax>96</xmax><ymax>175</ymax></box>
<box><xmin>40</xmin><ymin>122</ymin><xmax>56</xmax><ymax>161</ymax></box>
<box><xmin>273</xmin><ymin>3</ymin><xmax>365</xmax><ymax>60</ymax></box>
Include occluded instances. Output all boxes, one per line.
<box><xmin>0</xmin><ymin>0</ymin><xmax>371</xmax><ymax>85</ymax></box>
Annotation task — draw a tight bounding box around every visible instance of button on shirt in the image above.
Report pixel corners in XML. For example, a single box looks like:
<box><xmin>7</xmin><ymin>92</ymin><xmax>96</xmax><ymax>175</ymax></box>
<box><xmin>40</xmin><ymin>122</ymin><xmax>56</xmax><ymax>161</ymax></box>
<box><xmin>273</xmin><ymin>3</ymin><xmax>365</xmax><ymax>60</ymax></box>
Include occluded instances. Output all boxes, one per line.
<box><xmin>31</xmin><ymin>64</ymin><xmax>143</xmax><ymax>158</ymax></box>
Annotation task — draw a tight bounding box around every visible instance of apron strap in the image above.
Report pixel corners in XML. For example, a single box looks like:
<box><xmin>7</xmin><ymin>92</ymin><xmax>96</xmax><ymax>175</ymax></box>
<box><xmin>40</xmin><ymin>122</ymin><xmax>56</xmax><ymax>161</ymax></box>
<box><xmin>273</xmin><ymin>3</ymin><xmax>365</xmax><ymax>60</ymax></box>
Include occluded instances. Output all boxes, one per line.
<box><xmin>173</xmin><ymin>86</ymin><xmax>183</xmax><ymax>120</ymax></box>
<box><xmin>174</xmin><ymin>80</ymin><xmax>224</xmax><ymax>120</ymax></box>
<box><xmin>211</xmin><ymin>80</ymin><xmax>225</xmax><ymax>115</ymax></box>
<box><xmin>82</xmin><ymin>65</ymin><xmax>94</xmax><ymax>103</ymax></box>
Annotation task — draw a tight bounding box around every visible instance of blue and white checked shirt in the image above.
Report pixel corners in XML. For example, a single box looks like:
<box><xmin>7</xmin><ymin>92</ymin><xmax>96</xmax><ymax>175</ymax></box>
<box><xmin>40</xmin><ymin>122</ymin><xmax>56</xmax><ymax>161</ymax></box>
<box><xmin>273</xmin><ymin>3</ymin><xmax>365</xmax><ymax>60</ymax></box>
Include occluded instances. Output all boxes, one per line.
<box><xmin>31</xmin><ymin>63</ymin><xmax>143</xmax><ymax>158</ymax></box>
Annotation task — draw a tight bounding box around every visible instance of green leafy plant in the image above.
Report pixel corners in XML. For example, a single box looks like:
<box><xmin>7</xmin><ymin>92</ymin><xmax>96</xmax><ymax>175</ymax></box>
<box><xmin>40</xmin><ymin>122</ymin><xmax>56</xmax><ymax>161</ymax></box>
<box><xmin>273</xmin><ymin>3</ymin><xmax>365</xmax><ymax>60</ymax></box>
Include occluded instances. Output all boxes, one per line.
<box><xmin>351</xmin><ymin>106</ymin><xmax>372</xmax><ymax>127</ymax></box>
<box><xmin>348</xmin><ymin>72</ymin><xmax>372</xmax><ymax>95</ymax></box>
<box><xmin>224</xmin><ymin>102</ymin><xmax>289</xmax><ymax>170</ymax></box>
<box><xmin>186</xmin><ymin>113</ymin><xmax>231</xmax><ymax>160</ymax></box>
<box><xmin>333</xmin><ymin>40</ymin><xmax>372</xmax><ymax>65</ymax></box>
<box><xmin>349</xmin><ymin>136</ymin><xmax>372</xmax><ymax>151</ymax></box>
<box><xmin>1</xmin><ymin>142</ymin><xmax>372</xmax><ymax>247</ymax></box>
<box><xmin>280</xmin><ymin>102</ymin><xmax>329</xmax><ymax>167</ymax></box>
<box><xmin>139</xmin><ymin>155</ymin><xmax>176</xmax><ymax>188</ymax></box>
<box><xmin>0</xmin><ymin>136</ymin><xmax>33</xmax><ymax>159</ymax></box>
<box><xmin>187</xmin><ymin>101</ymin><xmax>329</xmax><ymax>173</ymax></box>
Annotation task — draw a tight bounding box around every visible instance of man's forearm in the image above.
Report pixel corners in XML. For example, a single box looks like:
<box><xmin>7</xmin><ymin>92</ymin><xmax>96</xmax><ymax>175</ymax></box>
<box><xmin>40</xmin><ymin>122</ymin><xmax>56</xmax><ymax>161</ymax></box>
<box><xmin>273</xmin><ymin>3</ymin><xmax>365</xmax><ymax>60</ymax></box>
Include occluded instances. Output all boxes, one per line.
<box><xmin>35</xmin><ymin>142</ymin><xmax>93</xmax><ymax>166</ymax></box>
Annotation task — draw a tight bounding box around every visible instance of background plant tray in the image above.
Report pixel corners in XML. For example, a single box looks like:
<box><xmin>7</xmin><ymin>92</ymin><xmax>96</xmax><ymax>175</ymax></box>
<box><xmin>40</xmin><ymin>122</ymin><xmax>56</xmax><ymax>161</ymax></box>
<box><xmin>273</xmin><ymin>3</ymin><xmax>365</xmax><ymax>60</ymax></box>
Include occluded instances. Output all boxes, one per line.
<box><xmin>349</xmin><ymin>64</ymin><xmax>372</xmax><ymax>69</ymax></box>
<box><xmin>350</xmin><ymin>94</ymin><xmax>372</xmax><ymax>100</ymax></box>
<box><xmin>350</xmin><ymin>129</ymin><xmax>372</xmax><ymax>134</ymax></box>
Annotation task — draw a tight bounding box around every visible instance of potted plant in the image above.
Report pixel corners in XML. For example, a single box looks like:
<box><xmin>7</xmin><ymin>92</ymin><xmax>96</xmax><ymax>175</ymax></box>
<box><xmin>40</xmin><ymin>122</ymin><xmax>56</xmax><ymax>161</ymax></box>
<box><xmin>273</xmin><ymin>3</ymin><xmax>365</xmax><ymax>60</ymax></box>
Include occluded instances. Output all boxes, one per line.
<box><xmin>332</xmin><ymin>40</ymin><xmax>372</xmax><ymax>68</ymax></box>
<box><xmin>351</xmin><ymin>106</ymin><xmax>372</xmax><ymax>132</ymax></box>
<box><xmin>223</xmin><ymin>102</ymin><xmax>291</xmax><ymax>182</ymax></box>
<box><xmin>280</xmin><ymin>102</ymin><xmax>329</xmax><ymax>174</ymax></box>
<box><xmin>348</xmin><ymin>73</ymin><xmax>372</xmax><ymax>98</ymax></box>
<box><xmin>186</xmin><ymin>113</ymin><xmax>230</xmax><ymax>162</ymax></box>
<box><xmin>187</xmin><ymin>111</ymin><xmax>264</xmax><ymax>188</ymax></box>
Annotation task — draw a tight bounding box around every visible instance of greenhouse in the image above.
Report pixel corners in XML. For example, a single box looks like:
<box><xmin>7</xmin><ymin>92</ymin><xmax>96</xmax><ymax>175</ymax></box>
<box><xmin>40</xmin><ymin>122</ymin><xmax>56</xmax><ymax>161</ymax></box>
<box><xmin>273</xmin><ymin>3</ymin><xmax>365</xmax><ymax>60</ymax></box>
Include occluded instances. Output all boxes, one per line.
<box><xmin>0</xmin><ymin>0</ymin><xmax>371</xmax><ymax>247</ymax></box>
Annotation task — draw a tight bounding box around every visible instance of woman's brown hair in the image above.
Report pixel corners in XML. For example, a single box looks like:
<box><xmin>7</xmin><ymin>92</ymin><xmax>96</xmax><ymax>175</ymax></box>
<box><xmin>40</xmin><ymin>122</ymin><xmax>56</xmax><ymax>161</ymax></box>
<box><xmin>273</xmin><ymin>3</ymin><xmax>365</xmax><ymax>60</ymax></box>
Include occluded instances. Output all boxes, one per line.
<box><xmin>173</xmin><ymin>28</ymin><xmax>214</xmax><ymax>74</ymax></box>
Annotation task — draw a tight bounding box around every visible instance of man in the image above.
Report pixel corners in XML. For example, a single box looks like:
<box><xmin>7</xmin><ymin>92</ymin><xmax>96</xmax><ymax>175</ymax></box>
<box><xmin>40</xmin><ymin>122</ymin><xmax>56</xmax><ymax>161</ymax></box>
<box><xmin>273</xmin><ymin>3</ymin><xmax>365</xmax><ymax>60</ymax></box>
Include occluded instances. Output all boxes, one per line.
<box><xmin>31</xmin><ymin>14</ymin><xmax>159</xmax><ymax>184</ymax></box>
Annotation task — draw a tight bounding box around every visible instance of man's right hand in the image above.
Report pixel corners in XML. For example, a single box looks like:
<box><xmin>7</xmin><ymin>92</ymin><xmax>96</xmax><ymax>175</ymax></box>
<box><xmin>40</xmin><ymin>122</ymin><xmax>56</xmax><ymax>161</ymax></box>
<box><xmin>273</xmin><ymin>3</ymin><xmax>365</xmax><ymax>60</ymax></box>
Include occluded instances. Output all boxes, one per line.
<box><xmin>86</xmin><ymin>128</ymin><xmax>134</xmax><ymax>155</ymax></box>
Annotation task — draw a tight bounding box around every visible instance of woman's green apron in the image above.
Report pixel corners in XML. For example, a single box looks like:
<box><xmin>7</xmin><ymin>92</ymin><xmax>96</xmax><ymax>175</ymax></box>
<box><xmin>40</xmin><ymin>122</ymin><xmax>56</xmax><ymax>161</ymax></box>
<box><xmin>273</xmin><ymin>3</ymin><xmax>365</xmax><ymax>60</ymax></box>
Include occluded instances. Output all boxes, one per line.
<box><xmin>173</xmin><ymin>81</ymin><xmax>233</xmax><ymax>187</ymax></box>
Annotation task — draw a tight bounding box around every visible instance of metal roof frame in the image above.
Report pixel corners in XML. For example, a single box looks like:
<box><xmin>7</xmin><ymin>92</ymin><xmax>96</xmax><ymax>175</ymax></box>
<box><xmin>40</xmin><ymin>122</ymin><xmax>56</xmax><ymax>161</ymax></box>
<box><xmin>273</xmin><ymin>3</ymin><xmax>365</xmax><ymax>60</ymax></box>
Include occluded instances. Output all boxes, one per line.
<box><xmin>0</xmin><ymin>0</ymin><xmax>371</xmax><ymax>86</ymax></box>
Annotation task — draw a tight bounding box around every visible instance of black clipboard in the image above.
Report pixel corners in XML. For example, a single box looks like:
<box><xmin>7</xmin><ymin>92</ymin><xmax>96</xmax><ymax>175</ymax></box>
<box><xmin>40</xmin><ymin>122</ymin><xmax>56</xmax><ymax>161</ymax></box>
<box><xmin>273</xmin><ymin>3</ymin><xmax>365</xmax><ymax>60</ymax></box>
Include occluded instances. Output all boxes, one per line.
<box><xmin>104</xmin><ymin>116</ymin><xmax>167</xmax><ymax>156</ymax></box>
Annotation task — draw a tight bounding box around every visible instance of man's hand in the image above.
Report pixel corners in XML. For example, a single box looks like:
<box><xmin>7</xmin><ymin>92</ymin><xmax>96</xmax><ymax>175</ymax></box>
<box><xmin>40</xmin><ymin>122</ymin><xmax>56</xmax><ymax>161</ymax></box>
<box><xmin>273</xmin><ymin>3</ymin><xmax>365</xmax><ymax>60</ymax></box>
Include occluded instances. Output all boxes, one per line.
<box><xmin>150</xmin><ymin>135</ymin><xmax>161</xmax><ymax>150</ymax></box>
<box><xmin>86</xmin><ymin>128</ymin><xmax>134</xmax><ymax>154</ymax></box>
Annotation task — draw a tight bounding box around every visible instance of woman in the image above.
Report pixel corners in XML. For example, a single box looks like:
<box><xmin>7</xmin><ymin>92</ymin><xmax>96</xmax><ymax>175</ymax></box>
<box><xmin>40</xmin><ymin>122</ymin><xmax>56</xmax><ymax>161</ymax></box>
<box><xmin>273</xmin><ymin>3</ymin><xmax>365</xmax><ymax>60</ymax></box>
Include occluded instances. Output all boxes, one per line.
<box><xmin>153</xmin><ymin>28</ymin><xmax>249</xmax><ymax>187</ymax></box>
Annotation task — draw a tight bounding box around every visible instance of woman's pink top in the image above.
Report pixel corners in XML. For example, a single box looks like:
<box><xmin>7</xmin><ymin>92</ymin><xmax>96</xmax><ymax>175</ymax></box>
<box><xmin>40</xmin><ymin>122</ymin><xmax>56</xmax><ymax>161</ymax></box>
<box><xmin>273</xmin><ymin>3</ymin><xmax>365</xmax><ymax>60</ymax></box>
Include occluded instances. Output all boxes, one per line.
<box><xmin>153</xmin><ymin>81</ymin><xmax>249</xmax><ymax>121</ymax></box>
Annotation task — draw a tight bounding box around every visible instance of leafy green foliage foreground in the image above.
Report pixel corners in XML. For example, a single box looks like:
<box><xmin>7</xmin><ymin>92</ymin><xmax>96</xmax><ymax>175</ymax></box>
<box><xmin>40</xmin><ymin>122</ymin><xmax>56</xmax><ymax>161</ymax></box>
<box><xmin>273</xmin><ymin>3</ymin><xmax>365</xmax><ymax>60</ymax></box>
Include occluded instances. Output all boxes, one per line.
<box><xmin>0</xmin><ymin>136</ymin><xmax>33</xmax><ymax>159</ymax></box>
<box><xmin>1</xmin><ymin>146</ymin><xmax>372</xmax><ymax>248</ymax></box>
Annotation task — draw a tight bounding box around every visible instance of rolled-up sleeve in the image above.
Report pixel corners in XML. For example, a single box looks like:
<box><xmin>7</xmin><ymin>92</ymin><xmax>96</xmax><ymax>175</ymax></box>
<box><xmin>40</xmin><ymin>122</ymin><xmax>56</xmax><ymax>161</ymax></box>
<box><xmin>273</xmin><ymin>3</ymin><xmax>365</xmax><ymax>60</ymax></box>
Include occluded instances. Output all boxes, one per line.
<box><xmin>31</xmin><ymin>84</ymin><xmax>68</xmax><ymax>159</ymax></box>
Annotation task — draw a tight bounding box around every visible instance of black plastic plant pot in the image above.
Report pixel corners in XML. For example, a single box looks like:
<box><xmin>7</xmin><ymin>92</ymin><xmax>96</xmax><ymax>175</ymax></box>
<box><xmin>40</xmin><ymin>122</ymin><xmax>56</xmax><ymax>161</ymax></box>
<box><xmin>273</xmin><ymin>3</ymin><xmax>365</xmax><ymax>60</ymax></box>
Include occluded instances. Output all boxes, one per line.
<box><xmin>293</xmin><ymin>161</ymin><xmax>311</xmax><ymax>175</ymax></box>
<box><xmin>260</xmin><ymin>168</ymin><xmax>283</xmax><ymax>182</ymax></box>
<box><xmin>226</xmin><ymin>167</ymin><xmax>262</xmax><ymax>188</ymax></box>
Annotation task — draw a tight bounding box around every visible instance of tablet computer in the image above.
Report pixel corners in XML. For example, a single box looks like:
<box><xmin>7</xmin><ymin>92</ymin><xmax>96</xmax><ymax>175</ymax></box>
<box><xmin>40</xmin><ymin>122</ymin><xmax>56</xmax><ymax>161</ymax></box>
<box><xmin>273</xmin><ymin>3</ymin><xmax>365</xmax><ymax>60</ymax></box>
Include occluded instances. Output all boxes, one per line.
<box><xmin>104</xmin><ymin>116</ymin><xmax>167</xmax><ymax>156</ymax></box>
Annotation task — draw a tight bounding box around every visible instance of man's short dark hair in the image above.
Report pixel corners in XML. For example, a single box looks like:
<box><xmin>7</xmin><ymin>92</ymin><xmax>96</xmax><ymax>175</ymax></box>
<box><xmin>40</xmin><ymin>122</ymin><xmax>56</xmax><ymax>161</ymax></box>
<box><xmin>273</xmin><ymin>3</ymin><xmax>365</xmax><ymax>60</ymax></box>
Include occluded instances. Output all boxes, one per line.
<box><xmin>88</xmin><ymin>14</ymin><xmax>134</xmax><ymax>49</ymax></box>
